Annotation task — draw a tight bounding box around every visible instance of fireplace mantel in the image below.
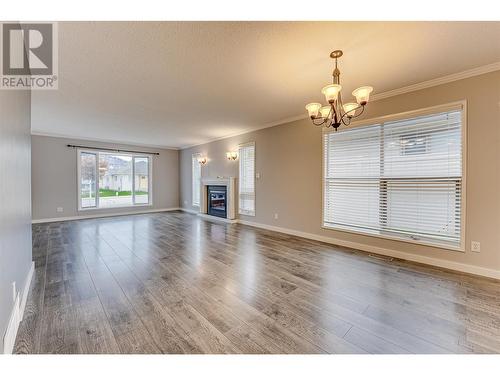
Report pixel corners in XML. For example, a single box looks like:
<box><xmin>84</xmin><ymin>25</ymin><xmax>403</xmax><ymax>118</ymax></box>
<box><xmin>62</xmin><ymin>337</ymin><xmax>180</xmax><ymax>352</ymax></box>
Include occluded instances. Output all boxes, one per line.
<box><xmin>200</xmin><ymin>177</ymin><xmax>237</xmax><ymax>221</ymax></box>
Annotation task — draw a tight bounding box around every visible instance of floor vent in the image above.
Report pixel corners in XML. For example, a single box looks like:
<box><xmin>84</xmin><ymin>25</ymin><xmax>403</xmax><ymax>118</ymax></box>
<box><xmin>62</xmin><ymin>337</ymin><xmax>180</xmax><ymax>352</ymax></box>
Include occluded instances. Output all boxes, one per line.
<box><xmin>368</xmin><ymin>253</ymin><xmax>394</xmax><ymax>262</ymax></box>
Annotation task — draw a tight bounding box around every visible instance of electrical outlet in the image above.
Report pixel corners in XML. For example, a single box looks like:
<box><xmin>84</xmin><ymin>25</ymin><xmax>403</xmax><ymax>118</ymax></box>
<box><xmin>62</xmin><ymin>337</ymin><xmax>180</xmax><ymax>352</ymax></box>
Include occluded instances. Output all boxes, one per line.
<box><xmin>183</xmin><ymin>200</ymin><xmax>187</xmax><ymax>205</ymax></box>
<box><xmin>274</xmin><ymin>213</ymin><xmax>278</xmax><ymax>220</ymax></box>
<box><xmin>471</xmin><ymin>241</ymin><xmax>481</xmax><ymax>253</ymax></box>
<box><xmin>56</xmin><ymin>207</ymin><xmax>63</xmax><ymax>213</ymax></box>
<box><xmin>12</xmin><ymin>282</ymin><xmax>16</xmax><ymax>302</ymax></box>
<box><xmin>256</xmin><ymin>172</ymin><xmax>261</xmax><ymax>179</ymax></box>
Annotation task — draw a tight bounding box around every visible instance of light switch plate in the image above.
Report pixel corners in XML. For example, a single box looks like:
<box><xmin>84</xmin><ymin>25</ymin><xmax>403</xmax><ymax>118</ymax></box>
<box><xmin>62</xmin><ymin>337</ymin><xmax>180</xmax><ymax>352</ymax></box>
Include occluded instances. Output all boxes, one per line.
<box><xmin>274</xmin><ymin>213</ymin><xmax>278</xmax><ymax>220</ymax></box>
<box><xmin>256</xmin><ymin>172</ymin><xmax>261</xmax><ymax>179</ymax></box>
<box><xmin>471</xmin><ymin>241</ymin><xmax>481</xmax><ymax>253</ymax></box>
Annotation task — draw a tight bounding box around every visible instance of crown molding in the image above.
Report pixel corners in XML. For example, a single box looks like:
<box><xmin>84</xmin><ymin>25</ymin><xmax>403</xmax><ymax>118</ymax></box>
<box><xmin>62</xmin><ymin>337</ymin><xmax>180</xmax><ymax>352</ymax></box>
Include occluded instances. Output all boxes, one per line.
<box><xmin>371</xmin><ymin>61</ymin><xmax>500</xmax><ymax>102</ymax></box>
<box><xmin>33</xmin><ymin>61</ymin><xmax>500</xmax><ymax>152</ymax></box>
<box><xmin>180</xmin><ymin>62</ymin><xmax>500</xmax><ymax>151</ymax></box>
<box><xmin>179</xmin><ymin>113</ymin><xmax>308</xmax><ymax>150</ymax></box>
<box><xmin>30</xmin><ymin>131</ymin><xmax>180</xmax><ymax>151</ymax></box>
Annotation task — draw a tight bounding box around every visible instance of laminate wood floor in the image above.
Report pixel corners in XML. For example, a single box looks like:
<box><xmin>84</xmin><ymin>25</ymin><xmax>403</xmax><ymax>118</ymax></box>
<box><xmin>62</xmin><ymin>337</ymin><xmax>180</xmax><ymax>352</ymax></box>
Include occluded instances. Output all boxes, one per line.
<box><xmin>14</xmin><ymin>211</ymin><xmax>500</xmax><ymax>354</ymax></box>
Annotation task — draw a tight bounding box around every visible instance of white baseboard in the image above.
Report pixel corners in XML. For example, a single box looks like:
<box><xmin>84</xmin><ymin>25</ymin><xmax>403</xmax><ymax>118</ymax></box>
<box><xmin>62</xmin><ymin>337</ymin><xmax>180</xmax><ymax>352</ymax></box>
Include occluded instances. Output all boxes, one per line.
<box><xmin>180</xmin><ymin>208</ymin><xmax>238</xmax><ymax>224</ymax></box>
<box><xmin>20</xmin><ymin>262</ymin><xmax>35</xmax><ymax>321</ymax></box>
<box><xmin>32</xmin><ymin>207</ymin><xmax>181</xmax><ymax>224</ymax></box>
<box><xmin>238</xmin><ymin>220</ymin><xmax>500</xmax><ymax>280</ymax></box>
<box><xmin>180</xmin><ymin>207</ymin><xmax>200</xmax><ymax>215</ymax></box>
<box><xmin>3</xmin><ymin>261</ymin><xmax>35</xmax><ymax>354</ymax></box>
<box><xmin>197</xmin><ymin>213</ymin><xmax>238</xmax><ymax>224</ymax></box>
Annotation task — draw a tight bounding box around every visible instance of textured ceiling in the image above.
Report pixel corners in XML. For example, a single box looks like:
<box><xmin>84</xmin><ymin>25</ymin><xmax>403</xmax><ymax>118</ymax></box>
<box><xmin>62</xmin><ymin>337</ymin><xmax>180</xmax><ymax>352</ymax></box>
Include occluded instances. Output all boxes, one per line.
<box><xmin>31</xmin><ymin>21</ymin><xmax>500</xmax><ymax>148</ymax></box>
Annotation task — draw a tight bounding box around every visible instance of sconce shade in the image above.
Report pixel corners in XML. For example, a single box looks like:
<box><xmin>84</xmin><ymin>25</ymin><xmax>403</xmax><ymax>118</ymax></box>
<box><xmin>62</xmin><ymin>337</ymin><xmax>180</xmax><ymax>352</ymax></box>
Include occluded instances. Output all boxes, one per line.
<box><xmin>226</xmin><ymin>151</ymin><xmax>238</xmax><ymax>161</ymax></box>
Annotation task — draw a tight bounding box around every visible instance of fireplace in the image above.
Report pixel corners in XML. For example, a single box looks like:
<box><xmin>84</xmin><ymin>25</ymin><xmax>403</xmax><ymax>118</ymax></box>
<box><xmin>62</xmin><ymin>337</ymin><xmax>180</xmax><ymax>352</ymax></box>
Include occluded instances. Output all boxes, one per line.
<box><xmin>200</xmin><ymin>177</ymin><xmax>236</xmax><ymax>221</ymax></box>
<box><xmin>207</xmin><ymin>185</ymin><xmax>227</xmax><ymax>218</ymax></box>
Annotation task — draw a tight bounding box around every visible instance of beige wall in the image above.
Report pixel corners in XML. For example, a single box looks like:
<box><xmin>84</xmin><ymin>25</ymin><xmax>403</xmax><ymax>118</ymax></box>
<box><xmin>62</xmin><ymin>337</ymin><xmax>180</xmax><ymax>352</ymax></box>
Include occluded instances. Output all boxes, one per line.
<box><xmin>32</xmin><ymin>135</ymin><xmax>180</xmax><ymax>220</ymax></box>
<box><xmin>180</xmin><ymin>71</ymin><xmax>500</xmax><ymax>274</ymax></box>
<box><xmin>0</xmin><ymin>88</ymin><xmax>32</xmax><ymax>352</ymax></box>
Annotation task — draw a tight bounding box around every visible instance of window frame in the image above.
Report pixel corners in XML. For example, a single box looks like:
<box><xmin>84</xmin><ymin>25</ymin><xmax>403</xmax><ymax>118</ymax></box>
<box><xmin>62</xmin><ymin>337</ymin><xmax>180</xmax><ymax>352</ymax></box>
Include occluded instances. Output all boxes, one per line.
<box><xmin>77</xmin><ymin>149</ymin><xmax>153</xmax><ymax>211</ymax></box>
<box><xmin>192</xmin><ymin>152</ymin><xmax>202</xmax><ymax>207</ymax></box>
<box><xmin>238</xmin><ymin>141</ymin><xmax>256</xmax><ymax>217</ymax></box>
<box><xmin>321</xmin><ymin>100</ymin><xmax>467</xmax><ymax>252</ymax></box>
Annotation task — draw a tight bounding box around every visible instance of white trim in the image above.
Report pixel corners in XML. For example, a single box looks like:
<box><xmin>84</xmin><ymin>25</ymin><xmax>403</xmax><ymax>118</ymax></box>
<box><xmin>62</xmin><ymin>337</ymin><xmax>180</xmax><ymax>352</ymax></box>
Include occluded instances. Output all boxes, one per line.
<box><xmin>180</xmin><ymin>207</ymin><xmax>200</xmax><ymax>215</ymax></box>
<box><xmin>181</xmin><ymin>207</ymin><xmax>237</xmax><ymax>223</ymax></box>
<box><xmin>20</xmin><ymin>262</ymin><xmax>35</xmax><ymax>321</ymax></box>
<box><xmin>3</xmin><ymin>261</ymin><xmax>34</xmax><ymax>354</ymax></box>
<box><xmin>332</xmin><ymin>100</ymin><xmax>466</xmax><ymax>130</ymax></box>
<box><xmin>180</xmin><ymin>62</ymin><xmax>500</xmax><ymax>151</ymax></box>
<box><xmin>3</xmin><ymin>296</ymin><xmax>20</xmax><ymax>354</ymax></box>
<box><xmin>237</xmin><ymin>220</ymin><xmax>500</xmax><ymax>280</ymax></box>
<box><xmin>371</xmin><ymin>61</ymin><xmax>500</xmax><ymax>102</ymax></box>
<box><xmin>180</xmin><ymin>114</ymin><xmax>306</xmax><ymax>150</ymax></box>
<box><xmin>321</xmin><ymin>100</ymin><xmax>467</xmax><ymax>252</ymax></box>
<box><xmin>197</xmin><ymin>213</ymin><xmax>238</xmax><ymax>224</ymax></box>
<box><xmin>31</xmin><ymin>131</ymin><xmax>179</xmax><ymax>151</ymax></box>
<box><xmin>31</xmin><ymin>207</ymin><xmax>181</xmax><ymax>224</ymax></box>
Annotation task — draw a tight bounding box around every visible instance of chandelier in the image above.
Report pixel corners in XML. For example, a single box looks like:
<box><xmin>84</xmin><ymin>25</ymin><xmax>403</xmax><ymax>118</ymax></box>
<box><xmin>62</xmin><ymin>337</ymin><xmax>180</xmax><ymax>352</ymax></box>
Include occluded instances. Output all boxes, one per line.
<box><xmin>305</xmin><ymin>50</ymin><xmax>373</xmax><ymax>130</ymax></box>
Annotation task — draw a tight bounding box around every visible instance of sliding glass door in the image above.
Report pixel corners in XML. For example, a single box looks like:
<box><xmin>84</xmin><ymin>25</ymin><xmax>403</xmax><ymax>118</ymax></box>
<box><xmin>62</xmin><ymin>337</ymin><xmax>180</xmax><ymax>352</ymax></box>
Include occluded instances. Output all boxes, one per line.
<box><xmin>78</xmin><ymin>150</ymin><xmax>152</xmax><ymax>210</ymax></box>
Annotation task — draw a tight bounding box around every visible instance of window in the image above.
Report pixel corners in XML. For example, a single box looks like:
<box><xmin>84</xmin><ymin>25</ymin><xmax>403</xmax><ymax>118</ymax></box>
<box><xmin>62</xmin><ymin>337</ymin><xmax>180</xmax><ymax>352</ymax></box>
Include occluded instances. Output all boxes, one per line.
<box><xmin>78</xmin><ymin>150</ymin><xmax>152</xmax><ymax>210</ymax></box>
<box><xmin>323</xmin><ymin>104</ymin><xmax>464</xmax><ymax>249</ymax></box>
<box><xmin>239</xmin><ymin>142</ymin><xmax>255</xmax><ymax>216</ymax></box>
<box><xmin>192</xmin><ymin>153</ymin><xmax>201</xmax><ymax>206</ymax></box>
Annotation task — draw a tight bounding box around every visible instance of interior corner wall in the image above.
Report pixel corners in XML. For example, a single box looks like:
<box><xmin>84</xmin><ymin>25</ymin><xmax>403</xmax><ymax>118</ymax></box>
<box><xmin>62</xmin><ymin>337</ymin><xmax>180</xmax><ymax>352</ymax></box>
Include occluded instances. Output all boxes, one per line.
<box><xmin>31</xmin><ymin>135</ymin><xmax>180</xmax><ymax>221</ymax></box>
<box><xmin>179</xmin><ymin>71</ymin><xmax>500</xmax><ymax>275</ymax></box>
<box><xmin>0</xmin><ymin>88</ymin><xmax>33</xmax><ymax>353</ymax></box>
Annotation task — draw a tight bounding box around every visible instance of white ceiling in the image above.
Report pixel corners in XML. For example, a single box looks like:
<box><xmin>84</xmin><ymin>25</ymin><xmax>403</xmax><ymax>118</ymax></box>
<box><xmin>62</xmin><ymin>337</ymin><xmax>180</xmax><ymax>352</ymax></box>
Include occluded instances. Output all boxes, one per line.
<box><xmin>31</xmin><ymin>21</ymin><xmax>500</xmax><ymax>149</ymax></box>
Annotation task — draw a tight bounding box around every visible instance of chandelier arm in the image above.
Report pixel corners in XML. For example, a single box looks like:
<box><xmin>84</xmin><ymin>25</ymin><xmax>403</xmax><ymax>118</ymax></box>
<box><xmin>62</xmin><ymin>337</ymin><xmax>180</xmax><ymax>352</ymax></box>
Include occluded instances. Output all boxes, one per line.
<box><xmin>312</xmin><ymin>117</ymin><xmax>328</xmax><ymax>127</ymax></box>
<box><xmin>338</xmin><ymin>93</ymin><xmax>344</xmax><ymax>118</ymax></box>
<box><xmin>340</xmin><ymin>103</ymin><xmax>365</xmax><ymax>124</ymax></box>
<box><xmin>341</xmin><ymin>115</ymin><xmax>351</xmax><ymax>127</ymax></box>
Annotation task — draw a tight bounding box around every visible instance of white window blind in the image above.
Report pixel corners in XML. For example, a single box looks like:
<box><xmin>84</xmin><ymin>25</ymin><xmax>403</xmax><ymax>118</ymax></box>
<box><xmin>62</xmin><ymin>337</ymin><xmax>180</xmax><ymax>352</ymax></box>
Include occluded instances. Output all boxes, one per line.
<box><xmin>192</xmin><ymin>153</ymin><xmax>201</xmax><ymax>206</ymax></box>
<box><xmin>239</xmin><ymin>142</ymin><xmax>255</xmax><ymax>216</ymax></box>
<box><xmin>323</xmin><ymin>107</ymin><xmax>463</xmax><ymax>249</ymax></box>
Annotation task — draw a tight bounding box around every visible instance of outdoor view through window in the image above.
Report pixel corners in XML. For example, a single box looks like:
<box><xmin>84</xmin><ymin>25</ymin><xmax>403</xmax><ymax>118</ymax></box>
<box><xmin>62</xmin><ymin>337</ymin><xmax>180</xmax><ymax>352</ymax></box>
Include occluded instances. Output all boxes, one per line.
<box><xmin>79</xmin><ymin>151</ymin><xmax>150</xmax><ymax>209</ymax></box>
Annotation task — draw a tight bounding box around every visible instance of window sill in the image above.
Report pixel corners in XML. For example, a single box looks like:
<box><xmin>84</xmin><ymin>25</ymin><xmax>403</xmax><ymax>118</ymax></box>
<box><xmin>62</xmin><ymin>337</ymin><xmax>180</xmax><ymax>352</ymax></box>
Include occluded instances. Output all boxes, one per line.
<box><xmin>321</xmin><ymin>224</ymin><xmax>464</xmax><ymax>252</ymax></box>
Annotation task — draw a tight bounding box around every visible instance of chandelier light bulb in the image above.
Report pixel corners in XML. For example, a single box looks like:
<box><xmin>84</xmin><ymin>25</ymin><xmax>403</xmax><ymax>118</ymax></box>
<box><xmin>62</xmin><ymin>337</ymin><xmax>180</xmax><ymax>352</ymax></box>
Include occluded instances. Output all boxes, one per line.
<box><xmin>352</xmin><ymin>86</ymin><xmax>373</xmax><ymax>105</ymax></box>
<box><xmin>321</xmin><ymin>84</ymin><xmax>342</xmax><ymax>103</ymax></box>
<box><xmin>343</xmin><ymin>102</ymin><xmax>359</xmax><ymax>117</ymax></box>
<box><xmin>319</xmin><ymin>106</ymin><xmax>331</xmax><ymax>118</ymax></box>
<box><xmin>305</xmin><ymin>103</ymin><xmax>322</xmax><ymax>118</ymax></box>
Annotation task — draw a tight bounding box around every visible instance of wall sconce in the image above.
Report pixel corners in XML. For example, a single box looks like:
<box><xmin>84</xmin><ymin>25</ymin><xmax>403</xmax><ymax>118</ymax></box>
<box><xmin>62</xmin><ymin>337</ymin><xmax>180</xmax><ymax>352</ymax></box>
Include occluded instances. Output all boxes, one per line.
<box><xmin>198</xmin><ymin>156</ymin><xmax>207</xmax><ymax>165</ymax></box>
<box><xmin>226</xmin><ymin>151</ymin><xmax>238</xmax><ymax>161</ymax></box>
